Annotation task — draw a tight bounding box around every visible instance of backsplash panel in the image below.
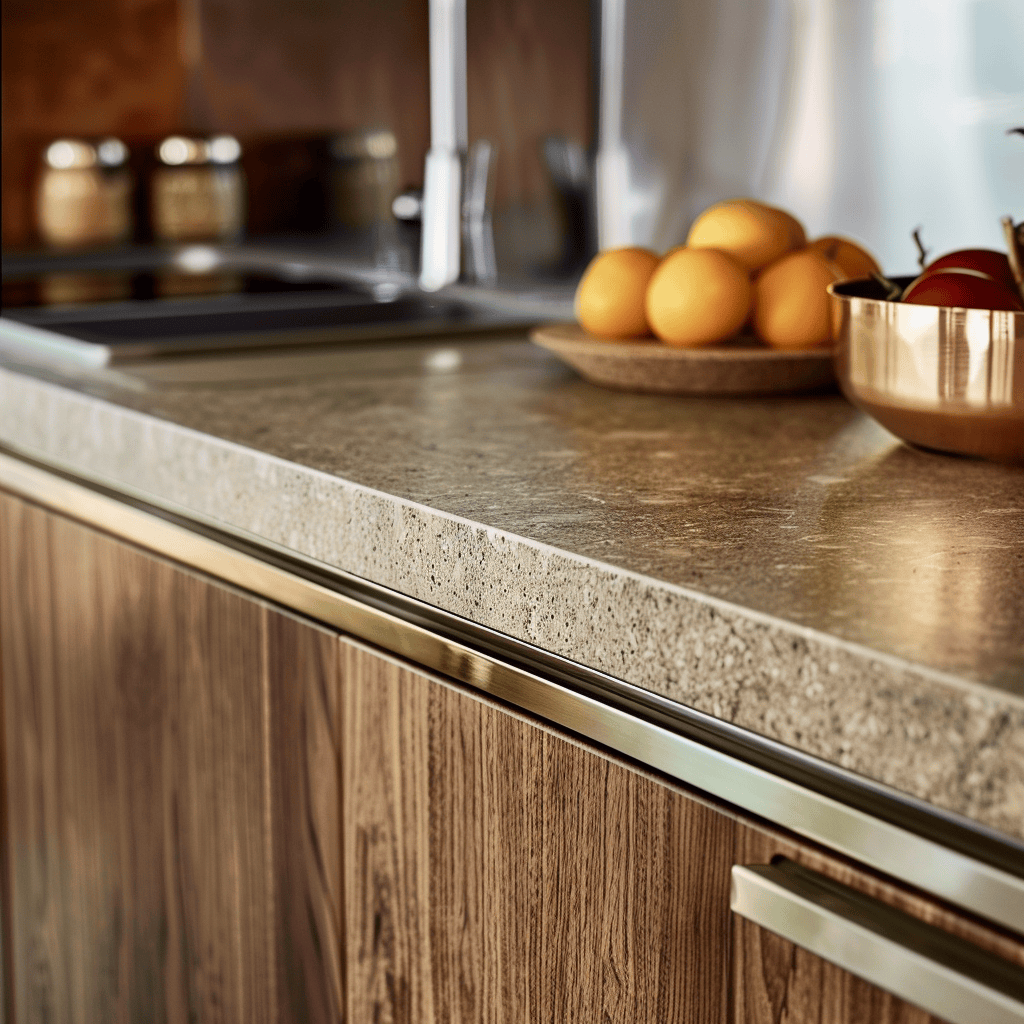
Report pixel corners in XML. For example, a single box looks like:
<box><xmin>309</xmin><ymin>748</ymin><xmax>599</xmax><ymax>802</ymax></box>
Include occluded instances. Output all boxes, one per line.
<box><xmin>2</xmin><ymin>0</ymin><xmax>590</xmax><ymax>250</ymax></box>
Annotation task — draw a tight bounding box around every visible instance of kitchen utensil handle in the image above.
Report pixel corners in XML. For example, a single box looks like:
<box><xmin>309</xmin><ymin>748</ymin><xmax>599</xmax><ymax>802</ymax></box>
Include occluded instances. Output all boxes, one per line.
<box><xmin>731</xmin><ymin>859</ymin><xmax>1024</xmax><ymax>1024</ymax></box>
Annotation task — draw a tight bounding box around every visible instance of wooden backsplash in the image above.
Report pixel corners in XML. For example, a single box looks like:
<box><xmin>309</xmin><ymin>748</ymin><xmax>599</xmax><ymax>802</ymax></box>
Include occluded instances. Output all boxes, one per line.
<box><xmin>1</xmin><ymin>0</ymin><xmax>186</xmax><ymax>248</ymax></box>
<box><xmin>2</xmin><ymin>0</ymin><xmax>590</xmax><ymax>248</ymax></box>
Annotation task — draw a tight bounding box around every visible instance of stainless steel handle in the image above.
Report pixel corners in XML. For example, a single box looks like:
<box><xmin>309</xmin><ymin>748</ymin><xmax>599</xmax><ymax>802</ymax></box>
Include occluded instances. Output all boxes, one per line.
<box><xmin>731</xmin><ymin>860</ymin><xmax>1024</xmax><ymax>1024</ymax></box>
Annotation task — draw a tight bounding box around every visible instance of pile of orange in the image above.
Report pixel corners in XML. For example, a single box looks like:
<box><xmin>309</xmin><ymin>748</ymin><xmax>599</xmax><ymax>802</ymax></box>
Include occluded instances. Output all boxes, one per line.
<box><xmin>574</xmin><ymin>199</ymin><xmax>880</xmax><ymax>350</ymax></box>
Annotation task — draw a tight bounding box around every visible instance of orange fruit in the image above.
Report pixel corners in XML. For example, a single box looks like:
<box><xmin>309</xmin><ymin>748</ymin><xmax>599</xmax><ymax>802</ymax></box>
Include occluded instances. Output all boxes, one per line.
<box><xmin>770</xmin><ymin>205</ymin><xmax>808</xmax><ymax>250</ymax></box>
<box><xmin>753</xmin><ymin>248</ymin><xmax>842</xmax><ymax>350</ymax></box>
<box><xmin>645</xmin><ymin>248</ymin><xmax>752</xmax><ymax>347</ymax></box>
<box><xmin>686</xmin><ymin>199</ymin><xmax>804</xmax><ymax>273</ymax></box>
<box><xmin>808</xmin><ymin>236</ymin><xmax>880</xmax><ymax>281</ymax></box>
<box><xmin>575</xmin><ymin>247</ymin><xmax>660</xmax><ymax>338</ymax></box>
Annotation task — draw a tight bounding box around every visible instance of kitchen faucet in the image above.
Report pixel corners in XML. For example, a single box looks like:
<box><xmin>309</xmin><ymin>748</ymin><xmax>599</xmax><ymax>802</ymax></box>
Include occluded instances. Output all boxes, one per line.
<box><xmin>419</xmin><ymin>0</ymin><xmax>496</xmax><ymax>290</ymax></box>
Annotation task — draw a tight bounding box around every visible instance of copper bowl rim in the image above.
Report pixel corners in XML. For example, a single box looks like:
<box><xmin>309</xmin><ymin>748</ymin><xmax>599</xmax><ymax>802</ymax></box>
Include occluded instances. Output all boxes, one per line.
<box><xmin>827</xmin><ymin>277</ymin><xmax>1024</xmax><ymax>318</ymax></box>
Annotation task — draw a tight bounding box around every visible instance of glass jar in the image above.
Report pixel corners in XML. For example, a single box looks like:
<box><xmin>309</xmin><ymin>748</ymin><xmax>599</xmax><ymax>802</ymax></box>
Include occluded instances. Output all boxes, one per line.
<box><xmin>330</xmin><ymin>128</ymin><xmax>400</xmax><ymax>230</ymax></box>
<box><xmin>36</xmin><ymin>138</ymin><xmax>133</xmax><ymax>248</ymax></box>
<box><xmin>151</xmin><ymin>135</ymin><xmax>246</xmax><ymax>243</ymax></box>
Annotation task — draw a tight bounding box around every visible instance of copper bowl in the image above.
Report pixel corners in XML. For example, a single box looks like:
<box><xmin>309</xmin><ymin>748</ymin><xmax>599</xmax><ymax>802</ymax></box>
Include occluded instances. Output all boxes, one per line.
<box><xmin>829</xmin><ymin>277</ymin><xmax>1024</xmax><ymax>463</ymax></box>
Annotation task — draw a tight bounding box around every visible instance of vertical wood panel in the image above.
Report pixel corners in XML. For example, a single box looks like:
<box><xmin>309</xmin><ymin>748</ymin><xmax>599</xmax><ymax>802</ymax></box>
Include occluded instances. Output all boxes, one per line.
<box><xmin>342</xmin><ymin>641</ymin><xmax>435</xmax><ymax>1024</ymax></box>
<box><xmin>341</xmin><ymin>638</ymin><xmax>735</xmax><ymax>1024</ymax></box>
<box><xmin>265</xmin><ymin>611</ymin><xmax>344</xmax><ymax>1024</ymax></box>
<box><xmin>0</xmin><ymin>491</ymin><xmax>343</xmax><ymax>1023</ymax></box>
<box><xmin>0</xmin><ymin>498</ymin><xmax>17</xmax><ymax>1024</ymax></box>
<box><xmin>167</xmin><ymin>570</ymin><xmax>274</xmax><ymax>1024</ymax></box>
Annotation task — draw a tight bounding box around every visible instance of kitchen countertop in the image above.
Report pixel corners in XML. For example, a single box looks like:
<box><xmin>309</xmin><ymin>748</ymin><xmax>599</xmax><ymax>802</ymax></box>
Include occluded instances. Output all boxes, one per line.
<box><xmin>2</xmin><ymin>332</ymin><xmax>1023</xmax><ymax>841</ymax></box>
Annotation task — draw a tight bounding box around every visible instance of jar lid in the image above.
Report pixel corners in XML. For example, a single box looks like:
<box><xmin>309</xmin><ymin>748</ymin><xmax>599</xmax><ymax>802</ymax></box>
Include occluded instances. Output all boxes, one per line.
<box><xmin>157</xmin><ymin>135</ymin><xmax>242</xmax><ymax>166</ymax></box>
<box><xmin>44</xmin><ymin>137</ymin><xmax>128</xmax><ymax>169</ymax></box>
<box><xmin>331</xmin><ymin>128</ymin><xmax>397</xmax><ymax>162</ymax></box>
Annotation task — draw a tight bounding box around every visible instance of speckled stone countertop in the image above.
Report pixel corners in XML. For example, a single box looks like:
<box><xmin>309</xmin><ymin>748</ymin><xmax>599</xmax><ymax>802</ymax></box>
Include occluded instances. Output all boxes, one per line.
<box><xmin>2</xmin><ymin>334</ymin><xmax>1023</xmax><ymax>840</ymax></box>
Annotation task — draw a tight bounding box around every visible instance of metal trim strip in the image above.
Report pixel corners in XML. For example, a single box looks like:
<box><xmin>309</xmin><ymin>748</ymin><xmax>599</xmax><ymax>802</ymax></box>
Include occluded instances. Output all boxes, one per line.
<box><xmin>731</xmin><ymin>861</ymin><xmax>1024</xmax><ymax>1024</ymax></box>
<box><xmin>2</xmin><ymin>447</ymin><xmax>1023</xmax><ymax>936</ymax></box>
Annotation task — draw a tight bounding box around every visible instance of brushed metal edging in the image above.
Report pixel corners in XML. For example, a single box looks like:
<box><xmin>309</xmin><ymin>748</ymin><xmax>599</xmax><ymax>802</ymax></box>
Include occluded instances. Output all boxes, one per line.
<box><xmin>732</xmin><ymin>862</ymin><xmax>1024</xmax><ymax>1024</ymax></box>
<box><xmin>2</xmin><ymin>448</ymin><xmax>1023</xmax><ymax>937</ymax></box>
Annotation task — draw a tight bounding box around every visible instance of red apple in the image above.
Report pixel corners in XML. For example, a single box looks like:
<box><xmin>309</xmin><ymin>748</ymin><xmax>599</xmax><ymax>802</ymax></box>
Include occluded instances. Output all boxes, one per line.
<box><xmin>902</xmin><ymin>268</ymin><xmax>1024</xmax><ymax>312</ymax></box>
<box><xmin>921</xmin><ymin>249</ymin><xmax>1017</xmax><ymax>292</ymax></box>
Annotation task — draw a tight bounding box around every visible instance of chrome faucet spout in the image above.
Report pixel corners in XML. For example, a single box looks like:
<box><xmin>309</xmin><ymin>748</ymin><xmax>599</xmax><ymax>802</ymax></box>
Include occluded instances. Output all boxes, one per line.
<box><xmin>420</xmin><ymin>0</ymin><xmax>468</xmax><ymax>291</ymax></box>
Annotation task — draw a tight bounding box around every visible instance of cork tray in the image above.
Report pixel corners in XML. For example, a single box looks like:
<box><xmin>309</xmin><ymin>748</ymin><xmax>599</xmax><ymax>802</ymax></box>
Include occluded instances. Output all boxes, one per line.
<box><xmin>531</xmin><ymin>323</ymin><xmax>836</xmax><ymax>396</ymax></box>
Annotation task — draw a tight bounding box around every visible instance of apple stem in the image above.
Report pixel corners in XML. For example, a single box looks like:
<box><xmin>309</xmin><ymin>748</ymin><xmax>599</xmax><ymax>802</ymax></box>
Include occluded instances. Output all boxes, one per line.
<box><xmin>912</xmin><ymin>227</ymin><xmax>929</xmax><ymax>269</ymax></box>
<box><xmin>1002</xmin><ymin>215</ymin><xmax>1024</xmax><ymax>305</ymax></box>
<box><xmin>870</xmin><ymin>270</ymin><xmax>902</xmax><ymax>301</ymax></box>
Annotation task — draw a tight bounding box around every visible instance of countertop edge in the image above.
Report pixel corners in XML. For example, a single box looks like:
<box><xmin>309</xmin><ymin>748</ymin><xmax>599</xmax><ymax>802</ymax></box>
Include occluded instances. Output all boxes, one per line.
<box><xmin>2</xmin><ymin>361</ymin><xmax>1023</xmax><ymax>841</ymax></box>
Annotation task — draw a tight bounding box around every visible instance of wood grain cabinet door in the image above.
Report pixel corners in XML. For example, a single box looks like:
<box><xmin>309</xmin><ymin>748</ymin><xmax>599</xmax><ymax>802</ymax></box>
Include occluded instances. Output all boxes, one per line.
<box><xmin>337</xmin><ymin>636</ymin><xmax>1024</xmax><ymax>1024</ymax></box>
<box><xmin>0</xmin><ymin>492</ymin><xmax>342</xmax><ymax>1024</ymax></box>
<box><xmin>339</xmin><ymin>637</ymin><xmax>739</xmax><ymax>1024</ymax></box>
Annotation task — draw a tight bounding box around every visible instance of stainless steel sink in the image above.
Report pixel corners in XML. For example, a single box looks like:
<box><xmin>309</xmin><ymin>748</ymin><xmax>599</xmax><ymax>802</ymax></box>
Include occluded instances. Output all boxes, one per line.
<box><xmin>1</xmin><ymin>242</ymin><xmax>574</xmax><ymax>366</ymax></box>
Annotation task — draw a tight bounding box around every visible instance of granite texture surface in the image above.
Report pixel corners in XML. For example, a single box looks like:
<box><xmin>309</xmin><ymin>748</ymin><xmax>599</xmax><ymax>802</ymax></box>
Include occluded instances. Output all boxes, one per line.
<box><xmin>2</xmin><ymin>336</ymin><xmax>1023</xmax><ymax>840</ymax></box>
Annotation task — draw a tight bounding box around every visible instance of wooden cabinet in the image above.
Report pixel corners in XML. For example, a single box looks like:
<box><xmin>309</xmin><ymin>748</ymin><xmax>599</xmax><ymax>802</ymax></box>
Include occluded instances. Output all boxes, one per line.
<box><xmin>3</xmin><ymin>489</ymin><xmax>1022</xmax><ymax>1024</ymax></box>
<box><xmin>339</xmin><ymin>641</ymin><xmax>1024</xmax><ymax>1024</ymax></box>
<box><xmin>0</xmin><ymin>492</ymin><xmax>342</xmax><ymax>1023</ymax></box>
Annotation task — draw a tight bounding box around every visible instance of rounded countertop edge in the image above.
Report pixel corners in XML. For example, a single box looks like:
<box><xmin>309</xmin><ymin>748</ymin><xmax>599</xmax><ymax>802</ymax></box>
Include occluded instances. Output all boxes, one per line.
<box><xmin>2</xmin><ymin>361</ymin><xmax>1023</xmax><ymax>844</ymax></box>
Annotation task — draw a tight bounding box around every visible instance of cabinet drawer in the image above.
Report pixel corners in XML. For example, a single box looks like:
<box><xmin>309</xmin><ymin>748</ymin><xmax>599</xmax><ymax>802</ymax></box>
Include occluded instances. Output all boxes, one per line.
<box><xmin>341</xmin><ymin>636</ymin><xmax>1024</xmax><ymax>1024</ymax></box>
<box><xmin>1</xmin><ymin>492</ymin><xmax>344</xmax><ymax>1024</ymax></box>
<box><xmin>731</xmin><ymin>825</ymin><xmax>1024</xmax><ymax>1024</ymax></box>
<box><xmin>341</xmin><ymin>639</ymin><xmax>737</xmax><ymax>1023</ymax></box>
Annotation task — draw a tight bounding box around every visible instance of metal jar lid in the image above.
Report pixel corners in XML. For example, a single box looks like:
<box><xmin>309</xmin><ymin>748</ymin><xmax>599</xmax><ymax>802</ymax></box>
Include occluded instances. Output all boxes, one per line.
<box><xmin>43</xmin><ymin>138</ymin><xmax>129</xmax><ymax>170</ymax></box>
<box><xmin>156</xmin><ymin>135</ymin><xmax>242</xmax><ymax>166</ymax></box>
<box><xmin>330</xmin><ymin>128</ymin><xmax>397</xmax><ymax>163</ymax></box>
